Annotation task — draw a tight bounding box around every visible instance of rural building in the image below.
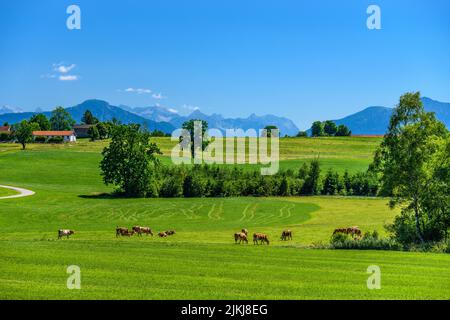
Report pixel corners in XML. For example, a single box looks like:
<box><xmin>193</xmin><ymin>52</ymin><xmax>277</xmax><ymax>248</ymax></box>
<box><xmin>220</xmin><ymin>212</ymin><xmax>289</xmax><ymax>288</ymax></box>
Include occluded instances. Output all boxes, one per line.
<box><xmin>73</xmin><ymin>124</ymin><xmax>94</xmax><ymax>138</ymax></box>
<box><xmin>0</xmin><ymin>126</ymin><xmax>11</xmax><ymax>134</ymax></box>
<box><xmin>32</xmin><ymin>131</ymin><xmax>77</xmax><ymax>142</ymax></box>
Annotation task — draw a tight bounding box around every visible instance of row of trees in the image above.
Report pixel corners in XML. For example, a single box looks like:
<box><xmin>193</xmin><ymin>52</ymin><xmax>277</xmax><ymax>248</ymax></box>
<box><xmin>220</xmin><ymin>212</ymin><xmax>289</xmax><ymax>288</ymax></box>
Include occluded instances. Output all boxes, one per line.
<box><xmin>311</xmin><ymin>120</ymin><xmax>351</xmax><ymax>137</ymax></box>
<box><xmin>100</xmin><ymin>124</ymin><xmax>378</xmax><ymax>198</ymax></box>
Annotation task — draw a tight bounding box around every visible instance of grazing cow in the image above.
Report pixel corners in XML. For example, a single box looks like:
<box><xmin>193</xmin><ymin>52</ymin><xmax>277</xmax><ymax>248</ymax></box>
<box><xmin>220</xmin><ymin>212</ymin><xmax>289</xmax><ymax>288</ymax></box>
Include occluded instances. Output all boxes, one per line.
<box><xmin>253</xmin><ymin>233</ymin><xmax>270</xmax><ymax>245</ymax></box>
<box><xmin>116</xmin><ymin>227</ymin><xmax>134</xmax><ymax>237</ymax></box>
<box><xmin>158</xmin><ymin>232</ymin><xmax>168</xmax><ymax>238</ymax></box>
<box><xmin>165</xmin><ymin>230</ymin><xmax>176</xmax><ymax>236</ymax></box>
<box><xmin>132</xmin><ymin>226</ymin><xmax>153</xmax><ymax>236</ymax></box>
<box><xmin>241</xmin><ymin>228</ymin><xmax>248</xmax><ymax>236</ymax></box>
<box><xmin>58</xmin><ymin>229</ymin><xmax>74</xmax><ymax>239</ymax></box>
<box><xmin>347</xmin><ymin>226</ymin><xmax>362</xmax><ymax>238</ymax></box>
<box><xmin>333</xmin><ymin>228</ymin><xmax>348</xmax><ymax>235</ymax></box>
<box><xmin>333</xmin><ymin>226</ymin><xmax>362</xmax><ymax>238</ymax></box>
<box><xmin>280</xmin><ymin>230</ymin><xmax>293</xmax><ymax>241</ymax></box>
<box><xmin>234</xmin><ymin>232</ymin><xmax>248</xmax><ymax>244</ymax></box>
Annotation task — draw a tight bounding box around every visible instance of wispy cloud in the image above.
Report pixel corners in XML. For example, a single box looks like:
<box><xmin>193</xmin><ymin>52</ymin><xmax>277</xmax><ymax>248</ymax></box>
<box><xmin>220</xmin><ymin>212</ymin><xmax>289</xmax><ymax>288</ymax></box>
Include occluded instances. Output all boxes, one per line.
<box><xmin>167</xmin><ymin>108</ymin><xmax>179</xmax><ymax>114</ymax></box>
<box><xmin>59</xmin><ymin>75</ymin><xmax>78</xmax><ymax>81</ymax></box>
<box><xmin>53</xmin><ymin>63</ymin><xmax>76</xmax><ymax>74</ymax></box>
<box><xmin>42</xmin><ymin>62</ymin><xmax>79</xmax><ymax>81</ymax></box>
<box><xmin>121</xmin><ymin>87</ymin><xmax>152</xmax><ymax>94</ymax></box>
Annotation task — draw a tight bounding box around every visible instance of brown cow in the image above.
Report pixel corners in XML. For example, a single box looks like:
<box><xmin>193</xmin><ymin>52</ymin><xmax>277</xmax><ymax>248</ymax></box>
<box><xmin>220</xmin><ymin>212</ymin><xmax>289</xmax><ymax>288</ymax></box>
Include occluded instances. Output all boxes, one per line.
<box><xmin>165</xmin><ymin>230</ymin><xmax>176</xmax><ymax>236</ymax></box>
<box><xmin>116</xmin><ymin>227</ymin><xmax>134</xmax><ymax>237</ymax></box>
<box><xmin>253</xmin><ymin>233</ymin><xmax>270</xmax><ymax>245</ymax></box>
<box><xmin>241</xmin><ymin>228</ymin><xmax>248</xmax><ymax>236</ymax></box>
<box><xmin>132</xmin><ymin>226</ymin><xmax>153</xmax><ymax>236</ymax></box>
<box><xmin>280</xmin><ymin>230</ymin><xmax>293</xmax><ymax>241</ymax></box>
<box><xmin>58</xmin><ymin>229</ymin><xmax>74</xmax><ymax>239</ymax></box>
<box><xmin>333</xmin><ymin>228</ymin><xmax>348</xmax><ymax>235</ymax></box>
<box><xmin>158</xmin><ymin>232</ymin><xmax>168</xmax><ymax>238</ymax></box>
<box><xmin>333</xmin><ymin>226</ymin><xmax>362</xmax><ymax>238</ymax></box>
<box><xmin>234</xmin><ymin>232</ymin><xmax>248</xmax><ymax>244</ymax></box>
<box><xmin>347</xmin><ymin>226</ymin><xmax>362</xmax><ymax>238</ymax></box>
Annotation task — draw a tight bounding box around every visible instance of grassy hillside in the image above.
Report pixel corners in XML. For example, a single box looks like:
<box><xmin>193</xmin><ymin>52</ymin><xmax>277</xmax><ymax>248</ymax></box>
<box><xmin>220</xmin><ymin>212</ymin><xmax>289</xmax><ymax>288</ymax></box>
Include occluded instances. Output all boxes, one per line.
<box><xmin>0</xmin><ymin>136</ymin><xmax>382</xmax><ymax>173</ymax></box>
<box><xmin>1</xmin><ymin>137</ymin><xmax>449</xmax><ymax>300</ymax></box>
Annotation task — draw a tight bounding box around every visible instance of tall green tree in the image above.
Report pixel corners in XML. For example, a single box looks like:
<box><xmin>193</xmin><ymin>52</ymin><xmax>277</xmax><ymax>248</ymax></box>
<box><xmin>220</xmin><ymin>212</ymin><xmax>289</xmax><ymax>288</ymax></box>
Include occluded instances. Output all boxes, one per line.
<box><xmin>263</xmin><ymin>125</ymin><xmax>279</xmax><ymax>138</ymax></box>
<box><xmin>323</xmin><ymin>120</ymin><xmax>337</xmax><ymax>136</ymax></box>
<box><xmin>335</xmin><ymin>124</ymin><xmax>351</xmax><ymax>136</ymax></box>
<box><xmin>12</xmin><ymin>120</ymin><xmax>39</xmax><ymax>150</ymax></box>
<box><xmin>311</xmin><ymin>121</ymin><xmax>324</xmax><ymax>137</ymax></box>
<box><xmin>29</xmin><ymin>113</ymin><xmax>51</xmax><ymax>130</ymax></box>
<box><xmin>100</xmin><ymin>124</ymin><xmax>161</xmax><ymax>197</ymax></box>
<box><xmin>50</xmin><ymin>107</ymin><xmax>75</xmax><ymax>130</ymax></box>
<box><xmin>81</xmin><ymin>110</ymin><xmax>99</xmax><ymax>125</ymax></box>
<box><xmin>96</xmin><ymin>122</ymin><xmax>109</xmax><ymax>139</ymax></box>
<box><xmin>182</xmin><ymin>119</ymin><xmax>210</xmax><ymax>159</ymax></box>
<box><xmin>88</xmin><ymin>125</ymin><xmax>100</xmax><ymax>141</ymax></box>
<box><xmin>371</xmin><ymin>92</ymin><xmax>449</xmax><ymax>244</ymax></box>
<box><xmin>301</xmin><ymin>159</ymin><xmax>321</xmax><ymax>195</ymax></box>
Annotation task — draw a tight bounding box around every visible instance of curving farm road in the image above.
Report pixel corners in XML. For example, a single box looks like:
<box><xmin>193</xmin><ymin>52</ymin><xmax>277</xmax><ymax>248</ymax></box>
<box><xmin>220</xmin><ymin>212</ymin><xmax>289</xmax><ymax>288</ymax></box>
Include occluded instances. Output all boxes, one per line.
<box><xmin>0</xmin><ymin>185</ymin><xmax>35</xmax><ymax>199</ymax></box>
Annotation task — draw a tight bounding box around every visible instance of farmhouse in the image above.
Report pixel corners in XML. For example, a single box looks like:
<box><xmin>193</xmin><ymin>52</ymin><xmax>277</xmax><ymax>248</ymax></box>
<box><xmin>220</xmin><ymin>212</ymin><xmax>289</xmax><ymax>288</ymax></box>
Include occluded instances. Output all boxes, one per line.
<box><xmin>0</xmin><ymin>126</ymin><xmax>11</xmax><ymax>134</ymax></box>
<box><xmin>73</xmin><ymin>124</ymin><xmax>94</xmax><ymax>138</ymax></box>
<box><xmin>32</xmin><ymin>130</ymin><xmax>77</xmax><ymax>142</ymax></box>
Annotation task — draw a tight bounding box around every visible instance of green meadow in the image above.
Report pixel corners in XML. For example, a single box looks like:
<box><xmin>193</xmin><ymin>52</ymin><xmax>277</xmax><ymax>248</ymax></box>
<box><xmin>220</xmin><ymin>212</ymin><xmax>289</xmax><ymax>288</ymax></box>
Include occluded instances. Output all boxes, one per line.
<box><xmin>0</xmin><ymin>187</ymin><xmax>18</xmax><ymax>198</ymax></box>
<box><xmin>1</xmin><ymin>137</ymin><xmax>449</xmax><ymax>299</ymax></box>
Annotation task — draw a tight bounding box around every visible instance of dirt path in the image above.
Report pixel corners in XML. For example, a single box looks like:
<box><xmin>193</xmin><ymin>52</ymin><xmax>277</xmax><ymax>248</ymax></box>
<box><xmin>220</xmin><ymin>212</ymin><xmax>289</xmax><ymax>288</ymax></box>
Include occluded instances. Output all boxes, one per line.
<box><xmin>0</xmin><ymin>185</ymin><xmax>35</xmax><ymax>199</ymax></box>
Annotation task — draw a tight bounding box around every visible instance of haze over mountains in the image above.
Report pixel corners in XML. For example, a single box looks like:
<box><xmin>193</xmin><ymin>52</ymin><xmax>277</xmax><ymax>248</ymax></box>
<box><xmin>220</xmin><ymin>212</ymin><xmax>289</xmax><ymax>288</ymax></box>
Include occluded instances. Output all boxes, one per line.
<box><xmin>0</xmin><ymin>97</ymin><xmax>449</xmax><ymax>136</ymax></box>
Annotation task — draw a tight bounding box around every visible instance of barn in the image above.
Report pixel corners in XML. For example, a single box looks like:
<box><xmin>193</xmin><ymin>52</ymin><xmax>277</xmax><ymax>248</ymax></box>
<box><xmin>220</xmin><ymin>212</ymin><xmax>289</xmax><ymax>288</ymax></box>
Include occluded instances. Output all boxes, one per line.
<box><xmin>73</xmin><ymin>124</ymin><xmax>94</xmax><ymax>138</ymax></box>
<box><xmin>32</xmin><ymin>131</ymin><xmax>77</xmax><ymax>142</ymax></box>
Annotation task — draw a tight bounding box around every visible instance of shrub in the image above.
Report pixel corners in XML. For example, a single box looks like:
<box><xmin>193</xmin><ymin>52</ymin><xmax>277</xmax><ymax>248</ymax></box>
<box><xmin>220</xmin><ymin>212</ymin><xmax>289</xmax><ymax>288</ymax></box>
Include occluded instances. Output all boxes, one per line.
<box><xmin>160</xmin><ymin>177</ymin><xmax>183</xmax><ymax>197</ymax></box>
<box><xmin>0</xmin><ymin>133</ymin><xmax>11</xmax><ymax>142</ymax></box>
<box><xmin>47</xmin><ymin>136</ymin><xmax>64</xmax><ymax>143</ymax></box>
<box><xmin>330</xmin><ymin>231</ymin><xmax>401</xmax><ymax>250</ymax></box>
<box><xmin>34</xmin><ymin>136</ymin><xmax>47</xmax><ymax>143</ymax></box>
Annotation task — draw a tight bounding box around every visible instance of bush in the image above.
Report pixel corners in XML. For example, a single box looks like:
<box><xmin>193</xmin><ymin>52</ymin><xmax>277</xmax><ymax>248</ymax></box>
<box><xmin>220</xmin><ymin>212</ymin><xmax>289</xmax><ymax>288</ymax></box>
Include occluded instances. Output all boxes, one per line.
<box><xmin>330</xmin><ymin>231</ymin><xmax>401</xmax><ymax>250</ymax></box>
<box><xmin>0</xmin><ymin>133</ymin><xmax>11</xmax><ymax>142</ymax></box>
<box><xmin>34</xmin><ymin>136</ymin><xmax>47</xmax><ymax>143</ymax></box>
<box><xmin>47</xmin><ymin>136</ymin><xmax>64</xmax><ymax>143</ymax></box>
<box><xmin>160</xmin><ymin>177</ymin><xmax>183</xmax><ymax>197</ymax></box>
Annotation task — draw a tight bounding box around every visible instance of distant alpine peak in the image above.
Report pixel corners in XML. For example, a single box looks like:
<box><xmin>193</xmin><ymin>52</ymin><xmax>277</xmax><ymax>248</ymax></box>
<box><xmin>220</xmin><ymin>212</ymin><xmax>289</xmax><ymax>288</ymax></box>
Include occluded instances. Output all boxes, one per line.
<box><xmin>0</xmin><ymin>105</ymin><xmax>23</xmax><ymax>115</ymax></box>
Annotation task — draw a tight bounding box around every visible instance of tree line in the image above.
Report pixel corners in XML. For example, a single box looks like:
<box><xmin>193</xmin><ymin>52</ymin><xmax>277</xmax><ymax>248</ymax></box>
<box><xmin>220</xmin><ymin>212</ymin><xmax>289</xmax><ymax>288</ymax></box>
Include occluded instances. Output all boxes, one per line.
<box><xmin>100</xmin><ymin>124</ymin><xmax>378</xmax><ymax>198</ymax></box>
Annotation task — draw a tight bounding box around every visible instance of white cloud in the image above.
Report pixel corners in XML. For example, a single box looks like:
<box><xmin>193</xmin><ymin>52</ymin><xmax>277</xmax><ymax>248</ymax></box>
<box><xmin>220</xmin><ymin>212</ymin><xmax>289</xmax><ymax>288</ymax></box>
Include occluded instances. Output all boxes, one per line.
<box><xmin>167</xmin><ymin>108</ymin><xmax>178</xmax><ymax>114</ymax></box>
<box><xmin>59</xmin><ymin>75</ymin><xmax>78</xmax><ymax>81</ymax></box>
<box><xmin>42</xmin><ymin>62</ymin><xmax>79</xmax><ymax>81</ymax></box>
<box><xmin>54</xmin><ymin>63</ymin><xmax>76</xmax><ymax>73</ymax></box>
<box><xmin>123</xmin><ymin>88</ymin><xmax>152</xmax><ymax>94</ymax></box>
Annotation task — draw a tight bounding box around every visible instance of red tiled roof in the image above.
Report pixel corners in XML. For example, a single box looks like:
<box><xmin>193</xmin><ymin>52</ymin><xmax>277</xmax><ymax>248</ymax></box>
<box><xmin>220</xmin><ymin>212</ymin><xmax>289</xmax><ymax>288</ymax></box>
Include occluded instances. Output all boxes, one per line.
<box><xmin>32</xmin><ymin>131</ymin><xmax>74</xmax><ymax>136</ymax></box>
<box><xmin>0</xmin><ymin>126</ymin><xmax>11</xmax><ymax>132</ymax></box>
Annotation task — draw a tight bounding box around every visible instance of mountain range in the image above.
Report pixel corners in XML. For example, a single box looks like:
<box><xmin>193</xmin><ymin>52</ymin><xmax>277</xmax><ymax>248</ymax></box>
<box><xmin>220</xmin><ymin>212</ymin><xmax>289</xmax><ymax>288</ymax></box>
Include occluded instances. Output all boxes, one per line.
<box><xmin>0</xmin><ymin>100</ymin><xmax>300</xmax><ymax>136</ymax></box>
<box><xmin>328</xmin><ymin>97</ymin><xmax>450</xmax><ymax>135</ymax></box>
<box><xmin>0</xmin><ymin>97</ymin><xmax>449</xmax><ymax>135</ymax></box>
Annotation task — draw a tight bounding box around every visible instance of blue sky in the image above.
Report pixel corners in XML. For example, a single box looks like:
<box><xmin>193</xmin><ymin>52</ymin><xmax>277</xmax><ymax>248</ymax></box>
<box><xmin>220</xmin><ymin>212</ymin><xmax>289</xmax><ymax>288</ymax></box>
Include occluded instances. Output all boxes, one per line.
<box><xmin>0</xmin><ymin>0</ymin><xmax>449</xmax><ymax>129</ymax></box>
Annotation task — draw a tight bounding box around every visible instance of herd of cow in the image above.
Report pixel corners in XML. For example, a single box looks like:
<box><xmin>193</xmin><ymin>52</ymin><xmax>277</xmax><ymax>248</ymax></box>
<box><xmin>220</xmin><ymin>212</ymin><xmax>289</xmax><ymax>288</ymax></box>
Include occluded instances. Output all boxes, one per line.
<box><xmin>115</xmin><ymin>226</ymin><xmax>175</xmax><ymax>238</ymax></box>
<box><xmin>233</xmin><ymin>229</ymin><xmax>293</xmax><ymax>245</ymax></box>
<box><xmin>57</xmin><ymin>226</ymin><xmax>360</xmax><ymax>242</ymax></box>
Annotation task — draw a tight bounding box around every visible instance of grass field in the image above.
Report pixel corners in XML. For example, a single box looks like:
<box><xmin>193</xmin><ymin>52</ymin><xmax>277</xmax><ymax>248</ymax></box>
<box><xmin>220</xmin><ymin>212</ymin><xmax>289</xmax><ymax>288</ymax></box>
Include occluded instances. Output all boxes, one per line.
<box><xmin>0</xmin><ymin>187</ymin><xmax>19</xmax><ymax>198</ymax></box>
<box><xmin>1</xmin><ymin>137</ymin><xmax>449</xmax><ymax>300</ymax></box>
